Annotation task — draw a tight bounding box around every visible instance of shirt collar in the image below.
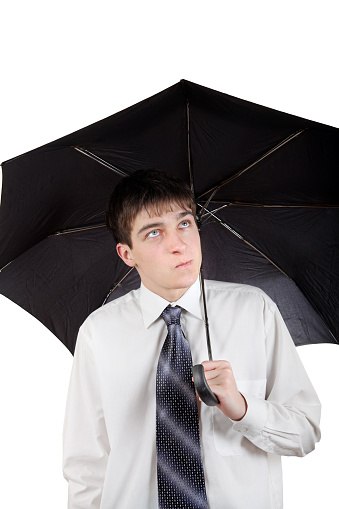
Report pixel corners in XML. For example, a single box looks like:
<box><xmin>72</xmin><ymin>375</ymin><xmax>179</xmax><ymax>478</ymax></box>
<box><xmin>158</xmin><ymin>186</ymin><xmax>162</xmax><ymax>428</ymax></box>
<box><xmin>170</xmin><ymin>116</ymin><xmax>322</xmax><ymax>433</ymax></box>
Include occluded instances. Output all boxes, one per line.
<box><xmin>140</xmin><ymin>276</ymin><xmax>203</xmax><ymax>328</ymax></box>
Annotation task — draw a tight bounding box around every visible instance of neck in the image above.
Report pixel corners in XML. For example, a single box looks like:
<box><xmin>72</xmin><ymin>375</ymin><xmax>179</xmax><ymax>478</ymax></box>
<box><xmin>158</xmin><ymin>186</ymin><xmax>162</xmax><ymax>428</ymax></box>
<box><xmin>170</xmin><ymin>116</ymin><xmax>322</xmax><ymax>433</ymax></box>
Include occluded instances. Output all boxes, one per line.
<box><xmin>164</xmin><ymin>288</ymin><xmax>188</xmax><ymax>303</ymax></box>
<box><xmin>142</xmin><ymin>283</ymin><xmax>189</xmax><ymax>303</ymax></box>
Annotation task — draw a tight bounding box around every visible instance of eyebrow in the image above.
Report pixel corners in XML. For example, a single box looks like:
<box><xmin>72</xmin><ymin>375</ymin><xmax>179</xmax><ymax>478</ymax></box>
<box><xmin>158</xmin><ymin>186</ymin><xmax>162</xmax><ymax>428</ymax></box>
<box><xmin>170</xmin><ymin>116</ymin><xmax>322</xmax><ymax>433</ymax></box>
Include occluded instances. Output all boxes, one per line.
<box><xmin>136</xmin><ymin>210</ymin><xmax>194</xmax><ymax>237</ymax></box>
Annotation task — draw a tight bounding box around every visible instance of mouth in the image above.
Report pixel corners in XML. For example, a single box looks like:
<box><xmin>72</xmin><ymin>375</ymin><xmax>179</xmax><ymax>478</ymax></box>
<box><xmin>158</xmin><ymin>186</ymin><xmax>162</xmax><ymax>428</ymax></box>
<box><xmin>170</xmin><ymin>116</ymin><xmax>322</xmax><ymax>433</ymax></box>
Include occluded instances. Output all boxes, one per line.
<box><xmin>175</xmin><ymin>260</ymin><xmax>192</xmax><ymax>269</ymax></box>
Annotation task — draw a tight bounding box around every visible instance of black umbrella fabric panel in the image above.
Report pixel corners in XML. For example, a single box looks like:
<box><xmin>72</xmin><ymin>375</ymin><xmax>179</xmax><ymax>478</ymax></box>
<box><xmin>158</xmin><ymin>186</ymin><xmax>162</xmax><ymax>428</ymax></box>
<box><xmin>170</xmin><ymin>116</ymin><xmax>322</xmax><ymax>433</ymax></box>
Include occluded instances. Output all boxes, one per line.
<box><xmin>202</xmin><ymin>204</ymin><xmax>339</xmax><ymax>344</ymax></box>
<box><xmin>181</xmin><ymin>81</ymin><xmax>337</xmax><ymax>200</ymax></box>
<box><xmin>73</xmin><ymin>86</ymin><xmax>189</xmax><ymax>178</ymax></box>
<box><xmin>0</xmin><ymin>147</ymin><xmax>123</xmax><ymax>269</ymax></box>
<box><xmin>194</xmin><ymin>128</ymin><xmax>337</xmax><ymax>207</ymax></box>
<box><xmin>35</xmin><ymin>82</ymin><xmax>187</xmax><ymax>158</ymax></box>
<box><xmin>200</xmin><ymin>216</ymin><xmax>337</xmax><ymax>346</ymax></box>
<box><xmin>0</xmin><ymin>227</ymin><xmax>131</xmax><ymax>354</ymax></box>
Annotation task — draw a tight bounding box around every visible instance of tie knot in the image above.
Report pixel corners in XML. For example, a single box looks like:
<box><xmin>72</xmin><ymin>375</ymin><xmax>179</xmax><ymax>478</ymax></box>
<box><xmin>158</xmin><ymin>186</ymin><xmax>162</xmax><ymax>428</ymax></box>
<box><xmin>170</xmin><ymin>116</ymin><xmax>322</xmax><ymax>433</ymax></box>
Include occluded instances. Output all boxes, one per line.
<box><xmin>161</xmin><ymin>305</ymin><xmax>182</xmax><ymax>327</ymax></box>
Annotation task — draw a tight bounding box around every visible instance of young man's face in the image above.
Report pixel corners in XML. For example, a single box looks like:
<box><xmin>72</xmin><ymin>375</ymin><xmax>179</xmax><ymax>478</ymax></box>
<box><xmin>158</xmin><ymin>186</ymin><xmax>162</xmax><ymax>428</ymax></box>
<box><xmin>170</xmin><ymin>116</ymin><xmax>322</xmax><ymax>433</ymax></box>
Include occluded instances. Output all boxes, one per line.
<box><xmin>116</xmin><ymin>204</ymin><xmax>202</xmax><ymax>302</ymax></box>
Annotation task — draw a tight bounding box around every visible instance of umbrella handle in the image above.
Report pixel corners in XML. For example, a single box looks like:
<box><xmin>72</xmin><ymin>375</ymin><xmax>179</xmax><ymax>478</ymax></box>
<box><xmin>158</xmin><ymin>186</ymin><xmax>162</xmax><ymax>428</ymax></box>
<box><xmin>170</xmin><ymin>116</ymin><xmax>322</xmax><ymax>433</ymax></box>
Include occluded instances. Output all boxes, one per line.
<box><xmin>192</xmin><ymin>364</ymin><xmax>219</xmax><ymax>406</ymax></box>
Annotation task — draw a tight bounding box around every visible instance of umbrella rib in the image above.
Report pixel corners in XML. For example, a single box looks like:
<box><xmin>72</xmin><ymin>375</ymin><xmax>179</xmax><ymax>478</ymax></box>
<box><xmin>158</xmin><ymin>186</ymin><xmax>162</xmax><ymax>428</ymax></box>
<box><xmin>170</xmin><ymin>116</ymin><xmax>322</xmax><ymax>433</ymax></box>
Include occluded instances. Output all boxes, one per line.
<box><xmin>203</xmin><ymin>201</ymin><xmax>339</xmax><ymax>209</ymax></box>
<box><xmin>186</xmin><ymin>100</ymin><xmax>195</xmax><ymax>195</ymax></box>
<box><xmin>0</xmin><ymin>260</ymin><xmax>12</xmax><ymax>272</ymax></box>
<box><xmin>1</xmin><ymin>223</ymin><xmax>108</xmax><ymax>270</ymax></box>
<box><xmin>73</xmin><ymin>146</ymin><xmax>128</xmax><ymax>177</ymax></box>
<box><xmin>0</xmin><ymin>223</ymin><xmax>106</xmax><ymax>271</ymax></box>
<box><xmin>49</xmin><ymin>223</ymin><xmax>106</xmax><ymax>236</ymax></box>
<box><xmin>102</xmin><ymin>267</ymin><xmax>135</xmax><ymax>305</ymax></box>
<box><xmin>198</xmin><ymin>128</ymin><xmax>306</xmax><ymax>213</ymax></box>
<box><xmin>199</xmin><ymin>203</ymin><xmax>229</xmax><ymax>220</ymax></box>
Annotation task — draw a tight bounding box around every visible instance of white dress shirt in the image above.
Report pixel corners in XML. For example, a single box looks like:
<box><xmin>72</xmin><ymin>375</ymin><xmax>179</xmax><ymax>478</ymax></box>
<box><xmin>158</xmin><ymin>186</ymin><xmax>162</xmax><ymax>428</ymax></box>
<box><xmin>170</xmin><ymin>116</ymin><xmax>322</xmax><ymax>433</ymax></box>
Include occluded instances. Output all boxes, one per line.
<box><xmin>63</xmin><ymin>278</ymin><xmax>321</xmax><ymax>509</ymax></box>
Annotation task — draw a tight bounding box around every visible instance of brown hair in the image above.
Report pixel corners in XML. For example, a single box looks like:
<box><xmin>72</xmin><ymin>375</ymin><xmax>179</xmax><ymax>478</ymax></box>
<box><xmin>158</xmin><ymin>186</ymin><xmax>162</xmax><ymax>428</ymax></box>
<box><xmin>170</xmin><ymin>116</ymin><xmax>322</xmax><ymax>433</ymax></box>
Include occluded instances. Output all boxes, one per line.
<box><xmin>105</xmin><ymin>170</ymin><xmax>196</xmax><ymax>247</ymax></box>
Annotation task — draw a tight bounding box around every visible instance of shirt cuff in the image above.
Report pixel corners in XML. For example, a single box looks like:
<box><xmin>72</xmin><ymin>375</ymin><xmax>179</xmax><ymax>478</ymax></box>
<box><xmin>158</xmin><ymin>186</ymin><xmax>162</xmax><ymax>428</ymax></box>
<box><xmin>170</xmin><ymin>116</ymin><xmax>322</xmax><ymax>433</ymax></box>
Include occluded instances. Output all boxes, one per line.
<box><xmin>230</xmin><ymin>393</ymin><xmax>268</xmax><ymax>437</ymax></box>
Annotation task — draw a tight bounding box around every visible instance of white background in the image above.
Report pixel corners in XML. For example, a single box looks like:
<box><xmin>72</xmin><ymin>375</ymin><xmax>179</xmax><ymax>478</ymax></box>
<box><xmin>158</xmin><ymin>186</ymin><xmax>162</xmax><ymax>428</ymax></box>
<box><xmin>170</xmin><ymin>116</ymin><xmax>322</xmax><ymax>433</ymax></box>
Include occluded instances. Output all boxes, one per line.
<box><xmin>0</xmin><ymin>1</ymin><xmax>338</xmax><ymax>508</ymax></box>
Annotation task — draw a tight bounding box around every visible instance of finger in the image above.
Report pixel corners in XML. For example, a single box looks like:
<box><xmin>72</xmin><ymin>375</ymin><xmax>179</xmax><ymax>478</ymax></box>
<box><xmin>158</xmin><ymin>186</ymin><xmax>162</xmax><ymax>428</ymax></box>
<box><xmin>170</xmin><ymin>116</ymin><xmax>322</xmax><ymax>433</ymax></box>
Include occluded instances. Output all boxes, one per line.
<box><xmin>201</xmin><ymin>360</ymin><xmax>232</xmax><ymax>372</ymax></box>
<box><xmin>203</xmin><ymin>369</ymin><xmax>222</xmax><ymax>381</ymax></box>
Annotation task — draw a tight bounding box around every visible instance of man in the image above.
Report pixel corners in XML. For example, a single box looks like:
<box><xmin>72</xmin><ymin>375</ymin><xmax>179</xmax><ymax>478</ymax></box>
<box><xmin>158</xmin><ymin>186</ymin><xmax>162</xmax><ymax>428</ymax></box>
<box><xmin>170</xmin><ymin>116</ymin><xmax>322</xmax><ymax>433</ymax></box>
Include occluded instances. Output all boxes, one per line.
<box><xmin>63</xmin><ymin>170</ymin><xmax>321</xmax><ymax>509</ymax></box>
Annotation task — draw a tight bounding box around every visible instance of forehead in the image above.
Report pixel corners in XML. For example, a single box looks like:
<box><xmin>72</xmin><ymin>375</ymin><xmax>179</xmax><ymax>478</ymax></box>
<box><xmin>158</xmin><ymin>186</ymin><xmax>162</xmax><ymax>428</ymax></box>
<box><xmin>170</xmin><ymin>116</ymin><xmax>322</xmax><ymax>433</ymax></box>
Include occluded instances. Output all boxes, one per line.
<box><xmin>144</xmin><ymin>200</ymin><xmax>191</xmax><ymax>217</ymax></box>
<box><xmin>131</xmin><ymin>202</ymin><xmax>193</xmax><ymax>231</ymax></box>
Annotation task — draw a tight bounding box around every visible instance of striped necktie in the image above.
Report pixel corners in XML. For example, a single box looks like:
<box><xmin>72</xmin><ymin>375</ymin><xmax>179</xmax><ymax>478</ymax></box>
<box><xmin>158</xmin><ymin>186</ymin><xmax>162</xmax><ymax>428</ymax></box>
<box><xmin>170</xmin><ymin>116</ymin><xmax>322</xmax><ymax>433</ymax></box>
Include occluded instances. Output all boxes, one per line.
<box><xmin>156</xmin><ymin>305</ymin><xmax>208</xmax><ymax>508</ymax></box>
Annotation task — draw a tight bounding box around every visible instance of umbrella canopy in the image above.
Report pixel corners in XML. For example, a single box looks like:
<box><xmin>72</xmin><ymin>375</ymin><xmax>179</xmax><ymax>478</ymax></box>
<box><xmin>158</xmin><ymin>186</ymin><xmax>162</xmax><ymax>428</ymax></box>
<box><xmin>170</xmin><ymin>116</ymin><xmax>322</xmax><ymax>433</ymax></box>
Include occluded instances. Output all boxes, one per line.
<box><xmin>0</xmin><ymin>79</ymin><xmax>338</xmax><ymax>354</ymax></box>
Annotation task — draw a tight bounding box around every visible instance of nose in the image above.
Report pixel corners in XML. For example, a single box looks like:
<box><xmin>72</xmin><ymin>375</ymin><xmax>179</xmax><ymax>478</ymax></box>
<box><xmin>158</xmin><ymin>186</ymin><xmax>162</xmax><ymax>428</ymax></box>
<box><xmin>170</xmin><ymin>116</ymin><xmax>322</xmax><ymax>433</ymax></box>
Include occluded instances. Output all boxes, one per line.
<box><xmin>166</xmin><ymin>230</ymin><xmax>186</xmax><ymax>254</ymax></box>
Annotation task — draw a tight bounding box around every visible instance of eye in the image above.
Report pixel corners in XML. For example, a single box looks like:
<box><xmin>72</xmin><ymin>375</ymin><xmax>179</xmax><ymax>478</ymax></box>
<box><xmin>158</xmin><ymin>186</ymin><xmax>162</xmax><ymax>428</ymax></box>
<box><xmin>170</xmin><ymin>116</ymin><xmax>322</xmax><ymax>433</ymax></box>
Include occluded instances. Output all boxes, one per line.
<box><xmin>179</xmin><ymin>219</ymin><xmax>190</xmax><ymax>228</ymax></box>
<box><xmin>147</xmin><ymin>229</ymin><xmax>160</xmax><ymax>238</ymax></box>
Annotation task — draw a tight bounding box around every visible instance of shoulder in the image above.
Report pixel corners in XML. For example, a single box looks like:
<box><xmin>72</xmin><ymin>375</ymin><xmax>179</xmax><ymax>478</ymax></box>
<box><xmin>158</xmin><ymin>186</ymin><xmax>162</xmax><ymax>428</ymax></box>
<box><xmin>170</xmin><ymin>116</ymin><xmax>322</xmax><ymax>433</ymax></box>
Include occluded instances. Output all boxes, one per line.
<box><xmin>204</xmin><ymin>279</ymin><xmax>278</xmax><ymax>318</ymax></box>
<box><xmin>204</xmin><ymin>280</ymin><xmax>281</xmax><ymax>339</ymax></box>
<box><xmin>205</xmin><ymin>279</ymin><xmax>274</xmax><ymax>301</ymax></box>
<box><xmin>80</xmin><ymin>287</ymin><xmax>141</xmax><ymax>332</ymax></box>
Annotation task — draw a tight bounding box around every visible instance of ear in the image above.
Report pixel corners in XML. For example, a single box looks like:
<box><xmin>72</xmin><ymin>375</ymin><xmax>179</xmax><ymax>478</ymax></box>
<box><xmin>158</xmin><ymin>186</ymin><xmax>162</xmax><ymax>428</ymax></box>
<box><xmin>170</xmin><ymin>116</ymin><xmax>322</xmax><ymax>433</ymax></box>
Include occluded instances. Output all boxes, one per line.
<box><xmin>116</xmin><ymin>243</ymin><xmax>136</xmax><ymax>267</ymax></box>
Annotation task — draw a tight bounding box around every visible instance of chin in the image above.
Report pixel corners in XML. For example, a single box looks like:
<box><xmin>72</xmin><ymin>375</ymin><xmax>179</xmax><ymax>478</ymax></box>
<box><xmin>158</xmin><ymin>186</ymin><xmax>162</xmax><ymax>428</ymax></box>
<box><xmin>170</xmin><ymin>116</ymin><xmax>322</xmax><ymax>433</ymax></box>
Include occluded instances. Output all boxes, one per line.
<box><xmin>175</xmin><ymin>272</ymin><xmax>199</xmax><ymax>290</ymax></box>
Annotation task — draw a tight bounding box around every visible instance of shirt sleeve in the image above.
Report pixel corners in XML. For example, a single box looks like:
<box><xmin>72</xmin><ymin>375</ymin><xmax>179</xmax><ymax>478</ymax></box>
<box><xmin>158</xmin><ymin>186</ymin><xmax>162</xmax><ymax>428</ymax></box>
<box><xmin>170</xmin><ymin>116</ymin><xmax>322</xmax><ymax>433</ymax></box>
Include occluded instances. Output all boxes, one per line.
<box><xmin>232</xmin><ymin>299</ymin><xmax>321</xmax><ymax>457</ymax></box>
<box><xmin>63</xmin><ymin>323</ymin><xmax>110</xmax><ymax>508</ymax></box>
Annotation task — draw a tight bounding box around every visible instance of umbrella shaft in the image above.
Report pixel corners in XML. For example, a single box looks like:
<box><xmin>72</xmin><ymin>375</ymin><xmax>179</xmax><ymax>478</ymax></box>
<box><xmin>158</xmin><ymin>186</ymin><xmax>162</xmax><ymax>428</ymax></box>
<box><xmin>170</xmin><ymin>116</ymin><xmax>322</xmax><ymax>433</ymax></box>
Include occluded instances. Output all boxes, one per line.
<box><xmin>200</xmin><ymin>269</ymin><xmax>213</xmax><ymax>361</ymax></box>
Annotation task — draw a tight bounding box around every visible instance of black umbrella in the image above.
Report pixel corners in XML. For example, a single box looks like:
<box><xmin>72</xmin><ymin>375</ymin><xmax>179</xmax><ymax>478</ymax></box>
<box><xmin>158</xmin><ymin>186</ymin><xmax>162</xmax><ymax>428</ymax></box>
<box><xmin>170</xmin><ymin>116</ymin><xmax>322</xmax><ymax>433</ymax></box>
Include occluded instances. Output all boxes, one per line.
<box><xmin>0</xmin><ymin>79</ymin><xmax>338</xmax><ymax>354</ymax></box>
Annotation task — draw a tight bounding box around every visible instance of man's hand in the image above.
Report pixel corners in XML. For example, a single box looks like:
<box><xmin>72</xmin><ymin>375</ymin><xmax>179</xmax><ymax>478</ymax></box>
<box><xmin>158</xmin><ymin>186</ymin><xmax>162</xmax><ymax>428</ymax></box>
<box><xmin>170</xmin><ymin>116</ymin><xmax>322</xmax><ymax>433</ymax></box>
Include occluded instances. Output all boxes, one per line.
<box><xmin>199</xmin><ymin>360</ymin><xmax>247</xmax><ymax>421</ymax></box>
